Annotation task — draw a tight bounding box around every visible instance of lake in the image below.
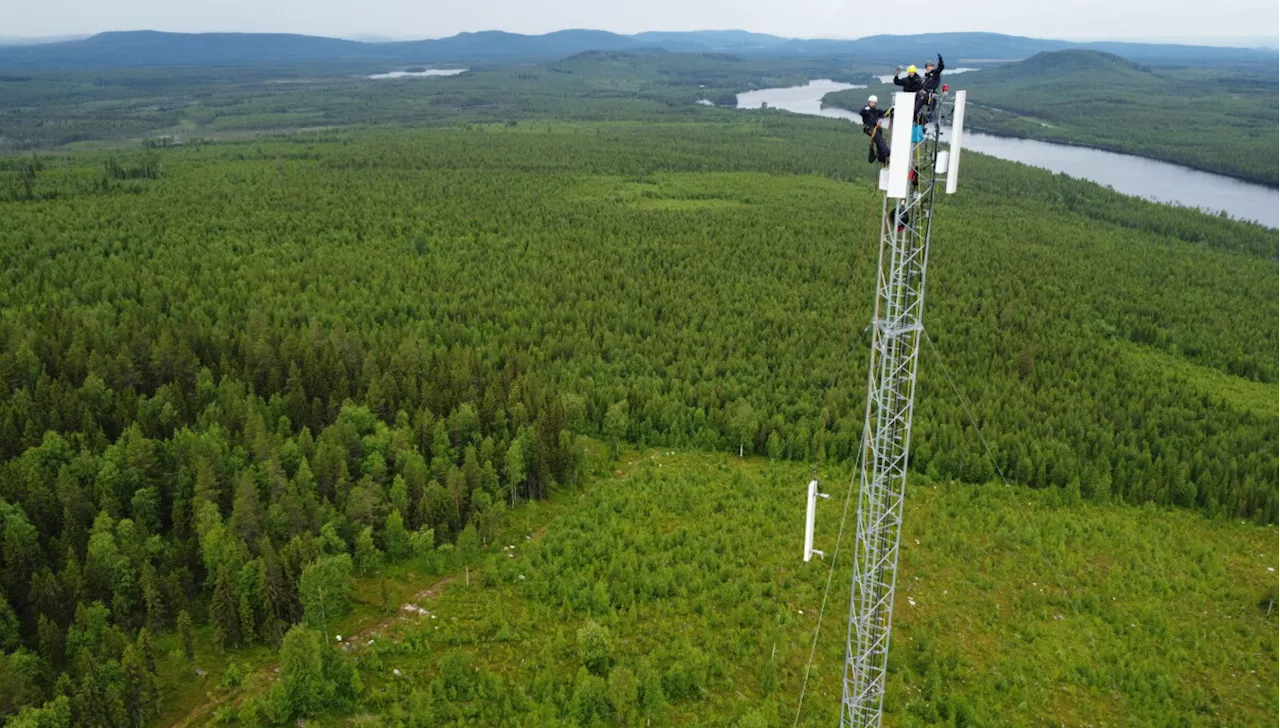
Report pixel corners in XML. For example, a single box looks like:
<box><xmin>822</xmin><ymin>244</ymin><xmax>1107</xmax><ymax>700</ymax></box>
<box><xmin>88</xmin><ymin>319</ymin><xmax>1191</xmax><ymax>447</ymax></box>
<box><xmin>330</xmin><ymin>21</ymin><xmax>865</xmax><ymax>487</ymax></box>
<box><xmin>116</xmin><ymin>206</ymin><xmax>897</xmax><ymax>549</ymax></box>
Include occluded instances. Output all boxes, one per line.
<box><xmin>737</xmin><ymin>80</ymin><xmax>1279</xmax><ymax>228</ymax></box>
<box><xmin>368</xmin><ymin>68</ymin><xmax>467</xmax><ymax>79</ymax></box>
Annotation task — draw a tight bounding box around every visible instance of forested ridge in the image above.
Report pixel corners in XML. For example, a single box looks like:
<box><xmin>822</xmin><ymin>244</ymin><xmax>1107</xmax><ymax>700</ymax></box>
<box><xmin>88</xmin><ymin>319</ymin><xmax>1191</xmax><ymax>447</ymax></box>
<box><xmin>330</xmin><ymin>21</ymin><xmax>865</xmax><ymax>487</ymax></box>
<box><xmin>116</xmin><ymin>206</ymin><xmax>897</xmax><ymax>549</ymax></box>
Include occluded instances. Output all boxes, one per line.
<box><xmin>0</xmin><ymin>111</ymin><xmax>1276</xmax><ymax>726</ymax></box>
<box><xmin>0</xmin><ymin>53</ymin><xmax>870</xmax><ymax>153</ymax></box>
<box><xmin>1</xmin><ymin>29</ymin><xmax>1270</xmax><ymax>71</ymax></box>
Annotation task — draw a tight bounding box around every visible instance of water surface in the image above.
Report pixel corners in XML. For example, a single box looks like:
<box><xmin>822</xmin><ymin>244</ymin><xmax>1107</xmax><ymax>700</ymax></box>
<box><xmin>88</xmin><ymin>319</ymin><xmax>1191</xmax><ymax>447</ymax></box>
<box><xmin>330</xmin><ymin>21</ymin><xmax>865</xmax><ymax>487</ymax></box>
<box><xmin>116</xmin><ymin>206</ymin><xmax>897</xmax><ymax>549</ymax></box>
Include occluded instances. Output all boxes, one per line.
<box><xmin>737</xmin><ymin>80</ymin><xmax>1278</xmax><ymax>228</ymax></box>
<box><xmin>369</xmin><ymin>68</ymin><xmax>467</xmax><ymax>79</ymax></box>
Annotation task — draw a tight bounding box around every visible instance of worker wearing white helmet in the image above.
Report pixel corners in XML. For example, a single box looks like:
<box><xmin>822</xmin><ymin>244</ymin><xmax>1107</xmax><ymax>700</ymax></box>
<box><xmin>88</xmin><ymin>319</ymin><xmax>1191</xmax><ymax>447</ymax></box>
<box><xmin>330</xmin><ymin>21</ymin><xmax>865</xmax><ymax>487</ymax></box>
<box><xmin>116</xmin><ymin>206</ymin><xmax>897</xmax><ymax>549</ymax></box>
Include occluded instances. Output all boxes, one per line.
<box><xmin>859</xmin><ymin>94</ymin><xmax>892</xmax><ymax>164</ymax></box>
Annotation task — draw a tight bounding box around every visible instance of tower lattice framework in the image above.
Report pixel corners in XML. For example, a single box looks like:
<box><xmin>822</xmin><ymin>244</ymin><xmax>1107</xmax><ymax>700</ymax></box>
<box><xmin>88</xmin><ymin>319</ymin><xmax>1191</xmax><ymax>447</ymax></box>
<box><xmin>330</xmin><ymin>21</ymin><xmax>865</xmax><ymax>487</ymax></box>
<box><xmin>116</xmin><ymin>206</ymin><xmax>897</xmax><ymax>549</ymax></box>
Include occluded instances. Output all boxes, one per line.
<box><xmin>841</xmin><ymin>91</ymin><xmax>953</xmax><ymax>728</ymax></box>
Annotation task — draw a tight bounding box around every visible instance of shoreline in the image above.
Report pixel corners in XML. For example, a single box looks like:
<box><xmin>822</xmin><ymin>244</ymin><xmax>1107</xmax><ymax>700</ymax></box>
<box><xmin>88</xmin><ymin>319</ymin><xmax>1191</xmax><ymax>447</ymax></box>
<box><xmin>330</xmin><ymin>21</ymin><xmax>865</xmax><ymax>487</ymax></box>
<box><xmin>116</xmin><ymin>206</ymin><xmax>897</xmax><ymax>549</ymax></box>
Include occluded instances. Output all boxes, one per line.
<box><xmin>818</xmin><ymin>91</ymin><xmax>1279</xmax><ymax>189</ymax></box>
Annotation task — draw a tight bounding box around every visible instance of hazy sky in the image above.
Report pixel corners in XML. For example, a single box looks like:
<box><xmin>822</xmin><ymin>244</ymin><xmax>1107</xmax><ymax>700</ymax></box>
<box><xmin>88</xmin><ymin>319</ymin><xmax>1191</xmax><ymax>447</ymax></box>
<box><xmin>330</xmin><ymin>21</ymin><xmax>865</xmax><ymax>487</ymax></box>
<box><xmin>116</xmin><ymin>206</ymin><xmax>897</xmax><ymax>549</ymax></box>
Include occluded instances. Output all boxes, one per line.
<box><xmin>3</xmin><ymin>0</ymin><xmax>1277</xmax><ymax>43</ymax></box>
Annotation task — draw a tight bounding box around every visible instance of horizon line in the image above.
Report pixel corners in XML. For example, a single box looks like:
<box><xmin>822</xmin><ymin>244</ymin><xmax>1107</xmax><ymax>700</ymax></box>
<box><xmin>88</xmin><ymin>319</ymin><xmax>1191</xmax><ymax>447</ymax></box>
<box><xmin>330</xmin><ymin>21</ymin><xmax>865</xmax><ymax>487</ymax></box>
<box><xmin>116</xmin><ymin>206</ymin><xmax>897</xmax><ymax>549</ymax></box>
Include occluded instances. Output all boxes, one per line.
<box><xmin>0</xmin><ymin>28</ymin><xmax>1276</xmax><ymax>50</ymax></box>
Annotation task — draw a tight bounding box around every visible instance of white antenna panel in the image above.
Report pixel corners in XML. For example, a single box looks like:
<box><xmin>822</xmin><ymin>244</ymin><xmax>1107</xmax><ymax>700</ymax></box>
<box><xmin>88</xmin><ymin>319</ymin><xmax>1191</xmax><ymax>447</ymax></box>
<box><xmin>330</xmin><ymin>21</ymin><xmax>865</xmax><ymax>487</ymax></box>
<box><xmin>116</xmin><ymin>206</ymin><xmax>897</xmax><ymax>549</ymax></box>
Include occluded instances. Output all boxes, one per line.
<box><xmin>885</xmin><ymin>92</ymin><xmax>915</xmax><ymax>199</ymax></box>
<box><xmin>878</xmin><ymin>168</ymin><xmax>889</xmax><ymax>192</ymax></box>
<box><xmin>804</xmin><ymin>480</ymin><xmax>818</xmax><ymax>562</ymax></box>
<box><xmin>935</xmin><ymin>151</ymin><xmax>949</xmax><ymax>174</ymax></box>
<box><xmin>946</xmin><ymin>90</ymin><xmax>966</xmax><ymax>194</ymax></box>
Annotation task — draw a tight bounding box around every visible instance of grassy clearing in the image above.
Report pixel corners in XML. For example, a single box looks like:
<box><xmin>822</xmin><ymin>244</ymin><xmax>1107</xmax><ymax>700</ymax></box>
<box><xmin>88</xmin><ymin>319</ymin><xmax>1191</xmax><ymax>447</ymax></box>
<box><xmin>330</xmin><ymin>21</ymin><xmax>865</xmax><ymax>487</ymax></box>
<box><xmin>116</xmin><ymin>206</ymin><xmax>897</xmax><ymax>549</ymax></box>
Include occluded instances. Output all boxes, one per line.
<box><xmin>211</xmin><ymin>449</ymin><xmax>1278</xmax><ymax>726</ymax></box>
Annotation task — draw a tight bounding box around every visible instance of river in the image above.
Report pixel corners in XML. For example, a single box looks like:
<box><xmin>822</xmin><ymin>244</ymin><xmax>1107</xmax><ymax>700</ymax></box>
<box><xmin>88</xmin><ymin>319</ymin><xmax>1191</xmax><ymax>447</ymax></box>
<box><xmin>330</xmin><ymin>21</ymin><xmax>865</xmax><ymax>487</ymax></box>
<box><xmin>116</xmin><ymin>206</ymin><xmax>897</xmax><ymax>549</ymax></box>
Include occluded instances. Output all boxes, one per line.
<box><xmin>737</xmin><ymin>80</ymin><xmax>1279</xmax><ymax>228</ymax></box>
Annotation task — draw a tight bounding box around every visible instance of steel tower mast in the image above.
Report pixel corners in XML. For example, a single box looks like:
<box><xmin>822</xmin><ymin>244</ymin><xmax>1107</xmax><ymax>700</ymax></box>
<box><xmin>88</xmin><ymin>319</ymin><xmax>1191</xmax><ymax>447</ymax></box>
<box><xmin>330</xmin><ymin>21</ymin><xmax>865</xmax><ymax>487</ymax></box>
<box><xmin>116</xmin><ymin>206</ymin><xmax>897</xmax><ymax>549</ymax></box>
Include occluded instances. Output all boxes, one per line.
<box><xmin>840</xmin><ymin>89</ymin><xmax>966</xmax><ymax>727</ymax></box>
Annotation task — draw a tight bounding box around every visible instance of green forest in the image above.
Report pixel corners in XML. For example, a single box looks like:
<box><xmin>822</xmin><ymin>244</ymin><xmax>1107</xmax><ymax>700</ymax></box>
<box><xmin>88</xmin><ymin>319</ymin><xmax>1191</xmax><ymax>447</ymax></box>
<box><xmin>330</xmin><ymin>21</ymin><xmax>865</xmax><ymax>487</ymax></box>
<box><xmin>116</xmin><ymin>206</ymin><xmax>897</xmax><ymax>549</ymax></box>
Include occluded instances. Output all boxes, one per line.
<box><xmin>0</xmin><ymin>52</ymin><xmax>874</xmax><ymax>153</ymax></box>
<box><xmin>0</xmin><ymin>49</ymin><xmax>1276</xmax><ymax>727</ymax></box>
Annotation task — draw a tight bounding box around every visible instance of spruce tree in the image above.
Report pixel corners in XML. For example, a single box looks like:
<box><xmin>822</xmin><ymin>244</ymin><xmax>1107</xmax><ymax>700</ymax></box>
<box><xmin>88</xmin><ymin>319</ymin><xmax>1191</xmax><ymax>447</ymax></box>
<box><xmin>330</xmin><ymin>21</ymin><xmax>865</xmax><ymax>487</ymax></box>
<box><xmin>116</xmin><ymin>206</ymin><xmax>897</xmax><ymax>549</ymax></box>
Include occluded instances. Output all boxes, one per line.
<box><xmin>177</xmin><ymin>610</ymin><xmax>195</xmax><ymax>662</ymax></box>
<box><xmin>238</xmin><ymin>593</ymin><xmax>256</xmax><ymax>646</ymax></box>
<box><xmin>211</xmin><ymin>567</ymin><xmax>241</xmax><ymax>649</ymax></box>
<box><xmin>122</xmin><ymin>643</ymin><xmax>159</xmax><ymax>727</ymax></box>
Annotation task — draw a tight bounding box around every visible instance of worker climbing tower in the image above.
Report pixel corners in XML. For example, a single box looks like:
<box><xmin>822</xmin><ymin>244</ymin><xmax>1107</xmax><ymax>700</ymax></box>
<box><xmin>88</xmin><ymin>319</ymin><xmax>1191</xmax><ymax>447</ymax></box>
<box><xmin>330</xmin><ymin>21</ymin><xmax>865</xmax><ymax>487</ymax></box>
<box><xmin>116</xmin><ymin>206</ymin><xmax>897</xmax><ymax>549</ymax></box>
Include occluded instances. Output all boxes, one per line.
<box><xmin>842</xmin><ymin>88</ymin><xmax>966</xmax><ymax>728</ymax></box>
<box><xmin>804</xmin><ymin>88</ymin><xmax>968</xmax><ymax>727</ymax></box>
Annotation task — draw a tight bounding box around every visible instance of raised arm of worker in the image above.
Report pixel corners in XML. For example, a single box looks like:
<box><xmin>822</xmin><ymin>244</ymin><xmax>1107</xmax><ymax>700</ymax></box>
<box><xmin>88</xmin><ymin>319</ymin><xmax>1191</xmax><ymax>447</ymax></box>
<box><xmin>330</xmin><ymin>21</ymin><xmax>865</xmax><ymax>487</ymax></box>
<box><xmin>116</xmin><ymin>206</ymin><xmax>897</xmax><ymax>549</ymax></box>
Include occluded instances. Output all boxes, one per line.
<box><xmin>935</xmin><ymin>54</ymin><xmax>944</xmax><ymax>74</ymax></box>
<box><xmin>892</xmin><ymin>67</ymin><xmax>906</xmax><ymax>87</ymax></box>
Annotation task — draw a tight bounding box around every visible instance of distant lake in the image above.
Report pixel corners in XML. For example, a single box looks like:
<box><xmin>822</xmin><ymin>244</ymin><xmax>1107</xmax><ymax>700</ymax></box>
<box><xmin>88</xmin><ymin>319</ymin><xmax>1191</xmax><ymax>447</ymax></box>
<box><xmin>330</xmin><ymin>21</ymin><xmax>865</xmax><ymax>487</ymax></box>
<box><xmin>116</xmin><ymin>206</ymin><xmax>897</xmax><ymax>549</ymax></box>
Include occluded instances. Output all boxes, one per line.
<box><xmin>737</xmin><ymin>80</ymin><xmax>1279</xmax><ymax>228</ymax></box>
<box><xmin>368</xmin><ymin>68</ymin><xmax>467</xmax><ymax>79</ymax></box>
<box><xmin>873</xmin><ymin>67</ymin><xmax>982</xmax><ymax>83</ymax></box>
<box><xmin>738</xmin><ymin>79</ymin><xmax>867</xmax><ymax>117</ymax></box>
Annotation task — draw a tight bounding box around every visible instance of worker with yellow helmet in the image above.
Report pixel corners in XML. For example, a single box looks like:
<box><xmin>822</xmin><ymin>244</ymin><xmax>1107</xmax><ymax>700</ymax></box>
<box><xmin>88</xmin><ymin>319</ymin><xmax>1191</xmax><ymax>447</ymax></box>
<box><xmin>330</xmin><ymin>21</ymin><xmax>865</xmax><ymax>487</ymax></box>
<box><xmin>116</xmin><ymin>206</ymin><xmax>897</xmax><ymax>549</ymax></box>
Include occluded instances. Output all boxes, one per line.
<box><xmin>893</xmin><ymin>54</ymin><xmax>945</xmax><ymax>124</ymax></box>
<box><xmin>892</xmin><ymin>64</ymin><xmax>924</xmax><ymax>93</ymax></box>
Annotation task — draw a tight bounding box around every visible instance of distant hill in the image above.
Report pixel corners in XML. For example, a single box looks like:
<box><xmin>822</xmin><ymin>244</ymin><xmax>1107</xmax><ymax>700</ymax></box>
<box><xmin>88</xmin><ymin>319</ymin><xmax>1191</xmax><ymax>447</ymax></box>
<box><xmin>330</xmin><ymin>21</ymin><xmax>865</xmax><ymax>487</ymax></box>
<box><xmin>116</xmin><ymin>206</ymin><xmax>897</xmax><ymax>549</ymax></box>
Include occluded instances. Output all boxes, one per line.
<box><xmin>800</xmin><ymin>31</ymin><xmax>1068</xmax><ymax>62</ymax></box>
<box><xmin>415</xmin><ymin>29</ymin><xmax>639</xmax><ymax>61</ymax></box>
<box><xmin>953</xmin><ymin>49</ymin><xmax>1175</xmax><ymax>104</ymax></box>
<box><xmin>969</xmin><ymin>49</ymin><xmax>1160</xmax><ymax>85</ymax></box>
<box><xmin>0</xmin><ymin>29</ymin><xmax>1272</xmax><ymax>70</ymax></box>
<box><xmin>630</xmin><ymin>29</ymin><xmax>793</xmax><ymax>53</ymax></box>
<box><xmin>0</xmin><ymin>30</ymin><xmax>386</xmax><ymax>67</ymax></box>
<box><xmin>1001</xmin><ymin>48</ymin><xmax>1150</xmax><ymax>73</ymax></box>
<box><xmin>872</xmin><ymin>48</ymin><xmax>1227</xmax><ymax>111</ymax></box>
<box><xmin>937</xmin><ymin>49</ymin><xmax>1167</xmax><ymax>129</ymax></box>
<box><xmin>0</xmin><ymin>29</ymin><xmax>639</xmax><ymax>69</ymax></box>
<box><xmin>809</xmin><ymin>32</ymin><xmax>1277</xmax><ymax>65</ymax></box>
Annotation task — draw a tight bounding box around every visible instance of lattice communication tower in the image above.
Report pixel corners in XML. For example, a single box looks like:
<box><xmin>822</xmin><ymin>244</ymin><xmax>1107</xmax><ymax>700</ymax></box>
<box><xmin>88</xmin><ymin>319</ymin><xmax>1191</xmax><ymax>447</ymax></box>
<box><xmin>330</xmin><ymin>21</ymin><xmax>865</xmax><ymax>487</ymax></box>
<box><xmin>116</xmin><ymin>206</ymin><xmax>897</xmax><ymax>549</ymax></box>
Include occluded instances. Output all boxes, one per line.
<box><xmin>804</xmin><ymin>87</ymin><xmax>968</xmax><ymax>728</ymax></box>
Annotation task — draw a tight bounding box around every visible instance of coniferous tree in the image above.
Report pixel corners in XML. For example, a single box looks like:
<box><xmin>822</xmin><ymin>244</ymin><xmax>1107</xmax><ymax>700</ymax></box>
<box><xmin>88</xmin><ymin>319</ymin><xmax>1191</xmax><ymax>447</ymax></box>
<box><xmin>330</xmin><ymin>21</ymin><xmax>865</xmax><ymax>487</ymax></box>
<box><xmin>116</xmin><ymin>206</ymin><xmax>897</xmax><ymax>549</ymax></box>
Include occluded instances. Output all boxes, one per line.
<box><xmin>0</xmin><ymin>595</ymin><xmax>19</xmax><ymax>653</ymax></box>
<box><xmin>238</xmin><ymin>593</ymin><xmax>256</xmax><ymax>646</ymax></box>
<box><xmin>211</xmin><ymin>568</ymin><xmax>240</xmax><ymax>650</ymax></box>
<box><xmin>255</xmin><ymin>543</ymin><xmax>288</xmax><ymax>645</ymax></box>
<box><xmin>122</xmin><ymin>642</ymin><xmax>158</xmax><ymax>727</ymax></box>
<box><xmin>176</xmin><ymin>610</ymin><xmax>195</xmax><ymax>662</ymax></box>
<box><xmin>140</xmin><ymin>565</ymin><xmax>164</xmax><ymax>634</ymax></box>
<box><xmin>135</xmin><ymin>628</ymin><xmax>157</xmax><ymax>674</ymax></box>
<box><xmin>229</xmin><ymin>474</ymin><xmax>263</xmax><ymax>547</ymax></box>
<box><xmin>37</xmin><ymin>614</ymin><xmax>64</xmax><ymax>669</ymax></box>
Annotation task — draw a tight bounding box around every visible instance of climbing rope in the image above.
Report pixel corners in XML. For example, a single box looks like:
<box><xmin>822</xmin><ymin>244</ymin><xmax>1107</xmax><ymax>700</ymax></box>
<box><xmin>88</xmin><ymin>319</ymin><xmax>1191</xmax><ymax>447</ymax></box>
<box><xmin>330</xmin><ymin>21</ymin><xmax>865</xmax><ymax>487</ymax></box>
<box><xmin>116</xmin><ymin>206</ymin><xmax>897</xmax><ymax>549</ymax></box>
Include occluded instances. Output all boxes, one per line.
<box><xmin>791</xmin><ymin>162</ymin><xmax>881</xmax><ymax>726</ymax></box>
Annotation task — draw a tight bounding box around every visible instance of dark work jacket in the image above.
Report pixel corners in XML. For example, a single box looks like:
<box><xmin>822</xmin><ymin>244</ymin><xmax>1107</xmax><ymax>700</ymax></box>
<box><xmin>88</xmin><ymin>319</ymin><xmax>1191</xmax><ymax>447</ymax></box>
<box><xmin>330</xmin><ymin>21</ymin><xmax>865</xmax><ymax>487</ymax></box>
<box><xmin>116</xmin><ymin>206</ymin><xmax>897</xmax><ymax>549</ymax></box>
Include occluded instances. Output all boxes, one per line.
<box><xmin>893</xmin><ymin>73</ymin><xmax>923</xmax><ymax>93</ymax></box>
<box><xmin>923</xmin><ymin>55</ymin><xmax>945</xmax><ymax>92</ymax></box>
<box><xmin>859</xmin><ymin>106</ymin><xmax>888</xmax><ymax>135</ymax></box>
